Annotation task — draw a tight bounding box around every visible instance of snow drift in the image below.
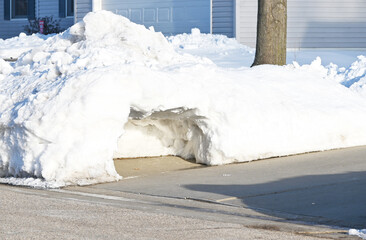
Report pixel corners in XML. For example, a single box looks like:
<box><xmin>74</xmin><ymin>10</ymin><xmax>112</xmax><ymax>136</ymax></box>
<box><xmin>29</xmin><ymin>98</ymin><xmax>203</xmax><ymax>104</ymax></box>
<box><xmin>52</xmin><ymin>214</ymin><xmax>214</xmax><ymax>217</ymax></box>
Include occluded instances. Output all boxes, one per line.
<box><xmin>1</xmin><ymin>11</ymin><xmax>366</xmax><ymax>187</ymax></box>
<box><xmin>0</xmin><ymin>33</ymin><xmax>50</xmax><ymax>60</ymax></box>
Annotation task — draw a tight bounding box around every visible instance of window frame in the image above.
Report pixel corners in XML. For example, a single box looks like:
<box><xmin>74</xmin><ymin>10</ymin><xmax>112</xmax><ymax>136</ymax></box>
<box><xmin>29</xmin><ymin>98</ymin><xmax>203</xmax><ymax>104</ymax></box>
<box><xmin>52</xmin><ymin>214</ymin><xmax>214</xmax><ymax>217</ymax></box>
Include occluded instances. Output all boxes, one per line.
<box><xmin>66</xmin><ymin>0</ymin><xmax>74</xmax><ymax>17</ymax></box>
<box><xmin>11</xmin><ymin>0</ymin><xmax>28</xmax><ymax>19</ymax></box>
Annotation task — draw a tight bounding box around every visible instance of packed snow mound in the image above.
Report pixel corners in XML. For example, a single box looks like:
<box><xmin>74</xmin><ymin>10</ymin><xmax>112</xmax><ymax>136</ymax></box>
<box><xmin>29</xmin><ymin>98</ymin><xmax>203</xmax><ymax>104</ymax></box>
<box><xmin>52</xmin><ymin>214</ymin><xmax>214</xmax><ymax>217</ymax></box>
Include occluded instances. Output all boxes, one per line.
<box><xmin>168</xmin><ymin>28</ymin><xmax>254</xmax><ymax>68</ymax></box>
<box><xmin>291</xmin><ymin>56</ymin><xmax>366</xmax><ymax>98</ymax></box>
<box><xmin>0</xmin><ymin>59</ymin><xmax>13</xmax><ymax>81</ymax></box>
<box><xmin>66</xmin><ymin>11</ymin><xmax>188</xmax><ymax>66</ymax></box>
<box><xmin>1</xmin><ymin>11</ymin><xmax>366</xmax><ymax>187</ymax></box>
<box><xmin>168</xmin><ymin>28</ymin><xmax>251</xmax><ymax>51</ymax></box>
<box><xmin>0</xmin><ymin>11</ymin><xmax>212</xmax><ymax>187</ymax></box>
<box><xmin>338</xmin><ymin>56</ymin><xmax>366</xmax><ymax>97</ymax></box>
<box><xmin>0</xmin><ymin>33</ymin><xmax>51</xmax><ymax>60</ymax></box>
<box><xmin>349</xmin><ymin>229</ymin><xmax>366</xmax><ymax>239</ymax></box>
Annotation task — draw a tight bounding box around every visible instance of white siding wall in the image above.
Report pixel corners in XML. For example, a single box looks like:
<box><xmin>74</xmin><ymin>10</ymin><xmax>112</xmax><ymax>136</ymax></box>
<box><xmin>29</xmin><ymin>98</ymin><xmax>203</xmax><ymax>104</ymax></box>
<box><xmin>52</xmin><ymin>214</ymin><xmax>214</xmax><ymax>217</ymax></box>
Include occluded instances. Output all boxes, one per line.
<box><xmin>0</xmin><ymin>0</ymin><xmax>74</xmax><ymax>40</ymax></box>
<box><xmin>212</xmin><ymin>0</ymin><xmax>234</xmax><ymax>37</ymax></box>
<box><xmin>236</xmin><ymin>0</ymin><xmax>366</xmax><ymax>48</ymax></box>
<box><xmin>235</xmin><ymin>0</ymin><xmax>256</xmax><ymax>47</ymax></box>
<box><xmin>38</xmin><ymin>0</ymin><xmax>74</xmax><ymax>31</ymax></box>
<box><xmin>76</xmin><ymin>0</ymin><xmax>92</xmax><ymax>22</ymax></box>
<box><xmin>0</xmin><ymin>0</ymin><xmax>29</xmax><ymax>39</ymax></box>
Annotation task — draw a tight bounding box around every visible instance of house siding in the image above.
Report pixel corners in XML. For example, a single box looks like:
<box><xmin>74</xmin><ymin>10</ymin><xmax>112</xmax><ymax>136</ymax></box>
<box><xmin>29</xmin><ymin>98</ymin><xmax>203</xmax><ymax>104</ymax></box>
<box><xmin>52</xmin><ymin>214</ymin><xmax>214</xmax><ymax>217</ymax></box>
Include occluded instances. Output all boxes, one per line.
<box><xmin>76</xmin><ymin>0</ymin><xmax>92</xmax><ymax>22</ymax></box>
<box><xmin>0</xmin><ymin>0</ymin><xmax>29</xmax><ymax>39</ymax></box>
<box><xmin>38</xmin><ymin>0</ymin><xmax>74</xmax><ymax>31</ymax></box>
<box><xmin>0</xmin><ymin>0</ymin><xmax>74</xmax><ymax>40</ymax></box>
<box><xmin>212</xmin><ymin>0</ymin><xmax>234</xmax><ymax>37</ymax></box>
<box><xmin>236</xmin><ymin>0</ymin><xmax>366</xmax><ymax>48</ymax></box>
<box><xmin>235</xmin><ymin>0</ymin><xmax>256</xmax><ymax>47</ymax></box>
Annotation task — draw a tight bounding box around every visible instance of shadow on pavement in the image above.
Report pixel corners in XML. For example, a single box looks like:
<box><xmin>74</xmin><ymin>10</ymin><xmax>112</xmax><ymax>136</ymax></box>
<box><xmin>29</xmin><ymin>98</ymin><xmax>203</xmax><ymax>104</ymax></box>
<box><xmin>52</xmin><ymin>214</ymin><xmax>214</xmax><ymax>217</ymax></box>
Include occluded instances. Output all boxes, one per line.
<box><xmin>184</xmin><ymin>171</ymin><xmax>366</xmax><ymax>228</ymax></box>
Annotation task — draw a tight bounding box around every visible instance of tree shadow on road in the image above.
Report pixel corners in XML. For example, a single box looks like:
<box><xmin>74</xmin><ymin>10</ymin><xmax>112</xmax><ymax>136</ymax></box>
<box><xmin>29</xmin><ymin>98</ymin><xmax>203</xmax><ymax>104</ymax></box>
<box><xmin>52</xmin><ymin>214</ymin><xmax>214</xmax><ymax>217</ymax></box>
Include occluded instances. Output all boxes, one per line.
<box><xmin>184</xmin><ymin>171</ymin><xmax>366</xmax><ymax>228</ymax></box>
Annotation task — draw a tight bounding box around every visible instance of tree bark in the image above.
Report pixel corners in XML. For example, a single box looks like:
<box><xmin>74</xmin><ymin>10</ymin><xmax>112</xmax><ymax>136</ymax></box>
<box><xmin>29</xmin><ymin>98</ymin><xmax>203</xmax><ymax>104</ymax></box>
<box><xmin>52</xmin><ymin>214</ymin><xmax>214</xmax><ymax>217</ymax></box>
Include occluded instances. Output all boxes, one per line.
<box><xmin>252</xmin><ymin>0</ymin><xmax>287</xmax><ymax>66</ymax></box>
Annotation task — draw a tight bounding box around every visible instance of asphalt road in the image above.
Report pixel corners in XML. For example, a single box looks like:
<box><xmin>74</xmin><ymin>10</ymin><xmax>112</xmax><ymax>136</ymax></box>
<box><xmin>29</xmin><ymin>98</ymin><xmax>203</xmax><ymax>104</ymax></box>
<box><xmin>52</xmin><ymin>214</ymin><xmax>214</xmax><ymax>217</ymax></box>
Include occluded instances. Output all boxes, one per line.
<box><xmin>0</xmin><ymin>184</ymin><xmax>335</xmax><ymax>240</ymax></box>
<box><xmin>98</xmin><ymin>146</ymin><xmax>366</xmax><ymax>229</ymax></box>
<box><xmin>1</xmin><ymin>146</ymin><xmax>365</xmax><ymax>239</ymax></box>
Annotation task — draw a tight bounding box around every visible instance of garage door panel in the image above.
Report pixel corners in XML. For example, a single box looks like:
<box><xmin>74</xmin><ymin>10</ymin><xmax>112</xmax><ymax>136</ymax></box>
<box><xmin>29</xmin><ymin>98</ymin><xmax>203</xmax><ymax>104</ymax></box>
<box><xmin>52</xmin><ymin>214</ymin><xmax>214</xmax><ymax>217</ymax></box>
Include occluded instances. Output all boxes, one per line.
<box><xmin>103</xmin><ymin>0</ymin><xmax>210</xmax><ymax>35</ymax></box>
<box><xmin>117</xmin><ymin>9</ymin><xmax>129</xmax><ymax>18</ymax></box>
<box><xmin>130</xmin><ymin>9</ymin><xmax>142</xmax><ymax>22</ymax></box>
<box><xmin>173</xmin><ymin>7</ymin><xmax>210</xmax><ymax>21</ymax></box>
<box><xmin>144</xmin><ymin>9</ymin><xmax>156</xmax><ymax>22</ymax></box>
<box><xmin>158</xmin><ymin>8</ymin><xmax>170</xmax><ymax>22</ymax></box>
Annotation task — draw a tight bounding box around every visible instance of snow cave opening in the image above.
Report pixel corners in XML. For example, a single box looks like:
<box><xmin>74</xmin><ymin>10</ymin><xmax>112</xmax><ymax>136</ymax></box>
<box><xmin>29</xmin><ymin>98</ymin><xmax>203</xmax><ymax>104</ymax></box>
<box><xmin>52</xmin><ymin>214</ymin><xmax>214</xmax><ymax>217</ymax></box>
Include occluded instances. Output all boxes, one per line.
<box><xmin>113</xmin><ymin>107</ymin><xmax>209</xmax><ymax>162</ymax></box>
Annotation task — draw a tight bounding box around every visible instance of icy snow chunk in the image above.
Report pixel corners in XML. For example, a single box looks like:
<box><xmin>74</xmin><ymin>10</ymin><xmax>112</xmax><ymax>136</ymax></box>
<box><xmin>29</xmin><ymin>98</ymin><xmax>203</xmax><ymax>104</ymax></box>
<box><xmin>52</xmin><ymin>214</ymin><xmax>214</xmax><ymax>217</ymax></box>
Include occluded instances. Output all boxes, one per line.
<box><xmin>191</xmin><ymin>28</ymin><xmax>201</xmax><ymax>36</ymax></box>
<box><xmin>339</xmin><ymin>56</ymin><xmax>366</xmax><ymax>97</ymax></box>
<box><xmin>291</xmin><ymin>55</ymin><xmax>366</xmax><ymax>98</ymax></box>
<box><xmin>317</xmin><ymin>55</ymin><xmax>366</xmax><ymax>98</ymax></box>
<box><xmin>349</xmin><ymin>229</ymin><xmax>366</xmax><ymax>239</ymax></box>
<box><xmin>168</xmin><ymin>28</ymin><xmax>247</xmax><ymax>50</ymax></box>
<box><xmin>0</xmin><ymin>59</ymin><xmax>13</xmax><ymax>81</ymax></box>
<box><xmin>0</xmin><ymin>59</ymin><xmax>13</xmax><ymax>75</ymax></box>
<box><xmin>0</xmin><ymin>177</ymin><xmax>61</xmax><ymax>189</ymax></box>
<box><xmin>344</xmin><ymin>56</ymin><xmax>366</xmax><ymax>82</ymax></box>
<box><xmin>78</xmin><ymin>10</ymin><xmax>182</xmax><ymax>65</ymax></box>
<box><xmin>0</xmin><ymin>33</ymin><xmax>51</xmax><ymax>59</ymax></box>
<box><xmin>168</xmin><ymin>28</ymin><xmax>254</xmax><ymax>68</ymax></box>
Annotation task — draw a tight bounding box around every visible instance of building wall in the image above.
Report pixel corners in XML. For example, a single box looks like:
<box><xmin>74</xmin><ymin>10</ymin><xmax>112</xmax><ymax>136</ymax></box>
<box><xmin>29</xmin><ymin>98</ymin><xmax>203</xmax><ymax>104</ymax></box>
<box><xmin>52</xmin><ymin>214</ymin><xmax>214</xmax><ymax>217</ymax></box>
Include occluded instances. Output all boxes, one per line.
<box><xmin>212</xmin><ymin>0</ymin><xmax>234</xmax><ymax>37</ymax></box>
<box><xmin>38</xmin><ymin>0</ymin><xmax>74</xmax><ymax>31</ymax></box>
<box><xmin>76</xmin><ymin>0</ymin><xmax>92</xmax><ymax>22</ymax></box>
<box><xmin>235</xmin><ymin>0</ymin><xmax>256</xmax><ymax>47</ymax></box>
<box><xmin>236</xmin><ymin>0</ymin><xmax>366</xmax><ymax>48</ymax></box>
<box><xmin>0</xmin><ymin>0</ymin><xmax>75</xmax><ymax>39</ymax></box>
<box><xmin>3</xmin><ymin>0</ymin><xmax>365</xmax><ymax>47</ymax></box>
<box><xmin>0</xmin><ymin>0</ymin><xmax>29</xmax><ymax>39</ymax></box>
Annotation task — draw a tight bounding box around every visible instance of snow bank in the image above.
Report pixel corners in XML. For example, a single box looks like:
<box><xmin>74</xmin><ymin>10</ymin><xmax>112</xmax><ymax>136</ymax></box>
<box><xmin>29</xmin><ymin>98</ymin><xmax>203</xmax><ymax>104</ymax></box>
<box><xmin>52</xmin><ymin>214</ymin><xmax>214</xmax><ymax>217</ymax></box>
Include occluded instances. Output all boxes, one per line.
<box><xmin>1</xmin><ymin>11</ymin><xmax>366</xmax><ymax>187</ymax></box>
<box><xmin>168</xmin><ymin>28</ymin><xmax>255</xmax><ymax>68</ymax></box>
<box><xmin>337</xmin><ymin>56</ymin><xmax>366</xmax><ymax>97</ymax></box>
<box><xmin>0</xmin><ymin>33</ymin><xmax>51</xmax><ymax>60</ymax></box>
<box><xmin>0</xmin><ymin>59</ymin><xmax>13</xmax><ymax>81</ymax></box>
<box><xmin>168</xmin><ymin>28</ymin><xmax>248</xmax><ymax>51</ymax></box>
<box><xmin>349</xmin><ymin>229</ymin><xmax>366</xmax><ymax>239</ymax></box>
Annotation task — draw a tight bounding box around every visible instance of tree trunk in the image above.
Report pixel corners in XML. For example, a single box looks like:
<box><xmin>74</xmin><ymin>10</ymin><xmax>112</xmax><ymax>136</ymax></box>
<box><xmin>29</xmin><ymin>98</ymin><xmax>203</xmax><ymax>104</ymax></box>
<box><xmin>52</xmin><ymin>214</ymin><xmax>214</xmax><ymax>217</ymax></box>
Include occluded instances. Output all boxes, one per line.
<box><xmin>252</xmin><ymin>0</ymin><xmax>287</xmax><ymax>66</ymax></box>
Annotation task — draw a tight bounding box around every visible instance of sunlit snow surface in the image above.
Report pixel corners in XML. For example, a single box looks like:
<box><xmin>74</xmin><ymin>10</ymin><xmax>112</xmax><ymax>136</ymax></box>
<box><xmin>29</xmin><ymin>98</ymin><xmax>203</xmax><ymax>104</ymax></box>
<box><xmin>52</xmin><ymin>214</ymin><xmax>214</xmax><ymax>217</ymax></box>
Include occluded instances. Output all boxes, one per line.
<box><xmin>0</xmin><ymin>33</ymin><xmax>51</xmax><ymax>60</ymax></box>
<box><xmin>349</xmin><ymin>229</ymin><xmax>366</xmax><ymax>239</ymax></box>
<box><xmin>1</xmin><ymin>11</ymin><xmax>366</xmax><ymax>188</ymax></box>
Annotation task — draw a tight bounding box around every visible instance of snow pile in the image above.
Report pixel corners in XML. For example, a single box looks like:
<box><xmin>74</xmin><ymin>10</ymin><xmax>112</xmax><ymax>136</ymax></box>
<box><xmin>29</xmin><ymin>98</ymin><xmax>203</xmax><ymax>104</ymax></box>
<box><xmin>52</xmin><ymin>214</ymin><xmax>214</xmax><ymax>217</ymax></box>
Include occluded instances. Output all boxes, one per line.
<box><xmin>337</xmin><ymin>56</ymin><xmax>366</xmax><ymax>97</ymax></box>
<box><xmin>349</xmin><ymin>229</ymin><xmax>366</xmax><ymax>239</ymax></box>
<box><xmin>1</xmin><ymin>11</ymin><xmax>366</xmax><ymax>187</ymax></box>
<box><xmin>0</xmin><ymin>11</ymin><xmax>210</xmax><ymax>187</ymax></box>
<box><xmin>291</xmin><ymin>56</ymin><xmax>366</xmax><ymax>98</ymax></box>
<box><xmin>0</xmin><ymin>33</ymin><xmax>51</xmax><ymax>60</ymax></box>
<box><xmin>168</xmin><ymin>28</ymin><xmax>254</xmax><ymax>68</ymax></box>
<box><xmin>168</xmin><ymin>28</ymin><xmax>249</xmax><ymax>51</ymax></box>
<box><xmin>0</xmin><ymin>177</ymin><xmax>54</xmax><ymax>188</ymax></box>
<box><xmin>0</xmin><ymin>59</ymin><xmax>13</xmax><ymax>81</ymax></box>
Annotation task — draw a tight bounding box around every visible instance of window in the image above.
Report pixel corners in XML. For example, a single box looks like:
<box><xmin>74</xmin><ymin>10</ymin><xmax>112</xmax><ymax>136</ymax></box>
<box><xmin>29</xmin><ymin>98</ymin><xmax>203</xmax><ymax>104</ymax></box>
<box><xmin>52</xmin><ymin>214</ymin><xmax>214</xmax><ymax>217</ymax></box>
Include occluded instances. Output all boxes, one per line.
<box><xmin>59</xmin><ymin>0</ymin><xmax>73</xmax><ymax>18</ymax></box>
<box><xmin>66</xmin><ymin>0</ymin><xmax>74</xmax><ymax>17</ymax></box>
<box><xmin>12</xmin><ymin>0</ymin><xmax>28</xmax><ymax>19</ymax></box>
<box><xmin>4</xmin><ymin>0</ymin><xmax>34</xmax><ymax>20</ymax></box>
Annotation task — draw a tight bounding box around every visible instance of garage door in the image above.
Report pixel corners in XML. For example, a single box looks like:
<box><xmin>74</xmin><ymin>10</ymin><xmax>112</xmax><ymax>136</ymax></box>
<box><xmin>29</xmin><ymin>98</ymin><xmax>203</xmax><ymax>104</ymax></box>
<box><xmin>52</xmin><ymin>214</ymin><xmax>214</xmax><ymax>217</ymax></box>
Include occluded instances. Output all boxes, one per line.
<box><xmin>102</xmin><ymin>0</ymin><xmax>211</xmax><ymax>35</ymax></box>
